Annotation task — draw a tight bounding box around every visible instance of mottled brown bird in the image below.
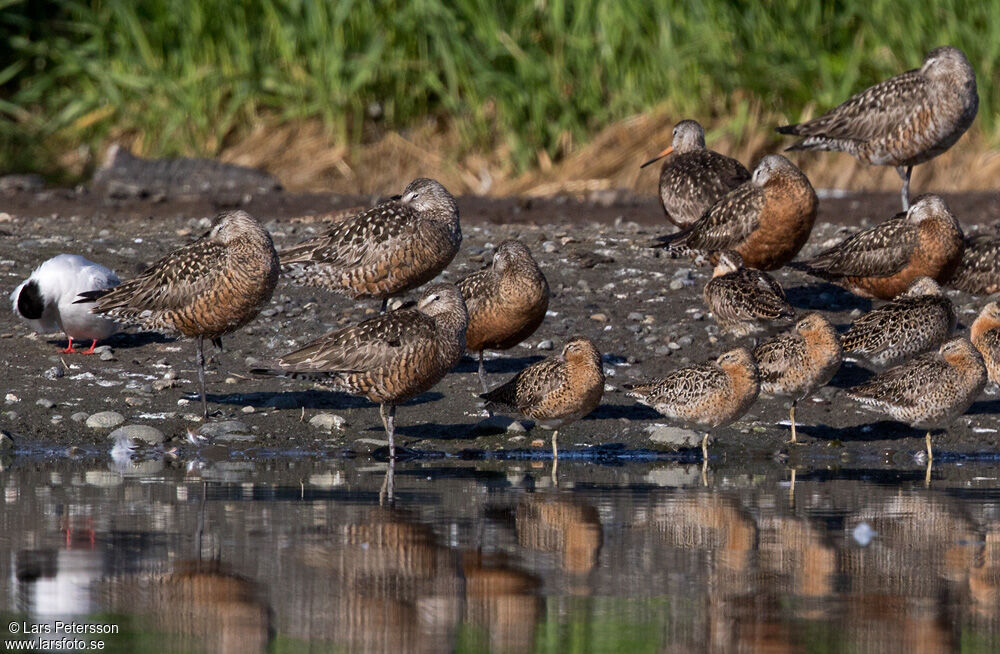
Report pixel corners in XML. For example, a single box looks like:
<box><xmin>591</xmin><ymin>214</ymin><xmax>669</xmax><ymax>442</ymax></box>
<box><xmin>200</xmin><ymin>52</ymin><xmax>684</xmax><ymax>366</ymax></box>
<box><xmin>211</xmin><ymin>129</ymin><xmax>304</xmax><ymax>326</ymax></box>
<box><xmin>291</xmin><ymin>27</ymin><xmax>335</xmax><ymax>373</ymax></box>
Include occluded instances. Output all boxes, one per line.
<box><xmin>842</xmin><ymin>276</ymin><xmax>956</xmax><ymax>369</ymax></box>
<box><xmin>624</xmin><ymin>348</ymin><xmax>760</xmax><ymax>459</ymax></box>
<box><xmin>790</xmin><ymin>194</ymin><xmax>964</xmax><ymax>300</ymax></box>
<box><xmin>280</xmin><ymin>178</ymin><xmax>461</xmax><ymax>310</ymax></box>
<box><xmin>754</xmin><ymin>313</ymin><xmax>842</xmax><ymax>443</ymax></box>
<box><xmin>703</xmin><ymin>250</ymin><xmax>794</xmax><ymax>338</ymax></box>
<box><xmin>458</xmin><ymin>240</ymin><xmax>550</xmax><ymax>392</ymax></box>
<box><xmin>655</xmin><ymin>155</ymin><xmax>817</xmax><ymax>271</ymax></box>
<box><xmin>971</xmin><ymin>301</ymin><xmax>1000</xmax><ymax>387</ymax></box>
<box><xmin>78</xmin><ymin>210</ymin><xmax>279</xmax><ymax>418</ymax></box>
<box><xmin>945</xmin><ymin>231</ymin><xmax>1000</xmax><ymax>295</ymax></box>
<box><xmin>480</xmin><ymin>336</ymin><xmax>604</xmax><ymax>459</ymax></box>
<box><xmin>640</xmin><ymin>120</ymin><xmax>751</xmax><ymax>229</ymax></box>
<box><xmin>778</xmin><ymin>46</ymin><xmax>978</xmax><ymax>210</ymax></box>
<box><xmin>255</xmin><ymin>283</ymin><xmax>468</xmax><ymax>458</ymax></box>
<box><xmin>846</xmin><ymin>337</ymin><xmax>986</xmax><ymax>462</ymax></box>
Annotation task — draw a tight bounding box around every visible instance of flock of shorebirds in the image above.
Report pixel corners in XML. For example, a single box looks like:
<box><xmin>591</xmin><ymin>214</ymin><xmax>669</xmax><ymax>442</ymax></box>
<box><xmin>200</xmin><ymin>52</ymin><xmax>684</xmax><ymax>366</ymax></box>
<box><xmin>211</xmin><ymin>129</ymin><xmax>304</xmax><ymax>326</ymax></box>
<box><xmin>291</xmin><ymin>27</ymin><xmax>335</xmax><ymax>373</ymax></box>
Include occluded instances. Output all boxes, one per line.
<box><xmin>9</xmin><ymin>45</ymin><xmax>1000</xmax><ymax>468</ymax></box>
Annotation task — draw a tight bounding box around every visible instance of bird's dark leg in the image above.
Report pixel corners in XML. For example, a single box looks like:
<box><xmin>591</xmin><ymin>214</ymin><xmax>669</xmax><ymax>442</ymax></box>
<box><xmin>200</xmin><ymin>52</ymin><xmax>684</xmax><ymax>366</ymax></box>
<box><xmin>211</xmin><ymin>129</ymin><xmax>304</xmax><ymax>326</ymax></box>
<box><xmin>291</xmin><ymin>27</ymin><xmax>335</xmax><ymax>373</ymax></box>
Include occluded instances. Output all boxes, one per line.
<box><xmin>380</xmin><ymin>297</ymin><xmax>389</xmax><ymax>314</ymax></box>
<box><xmin>897</xmin><ymin>165</ymin><xmax>913</xmax><ymax>211</ymax></box>
<box><xmin>212</xmin><ymin>337</ymin><xmax>223</xmax><ymax>351</ymax></box>
<box><xmin>478</xmin><ymin>350</ymin><xmax>488</xmax><ymax>394</ymax></box>
<box><xmin>380</xmin><ymin>403</ymin><xmax>396</xmax><ymax>459</ymax></box>
<box><xmin>196</xmin><ymin>336</ymin><xmax>208</xmax><ymax>419</ymax></box>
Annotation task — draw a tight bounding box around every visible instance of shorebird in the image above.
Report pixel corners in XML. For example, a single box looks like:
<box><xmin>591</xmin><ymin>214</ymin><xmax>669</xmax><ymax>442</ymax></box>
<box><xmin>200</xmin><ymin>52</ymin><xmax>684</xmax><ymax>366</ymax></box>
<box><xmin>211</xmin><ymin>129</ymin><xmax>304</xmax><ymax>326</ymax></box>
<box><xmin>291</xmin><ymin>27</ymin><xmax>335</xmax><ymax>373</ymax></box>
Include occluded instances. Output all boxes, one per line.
<box><xmin>777</xmin><ymin>46</ymin><xmax>978</xmax><ymax>210</ymax></box>
<box><xmin>640</xmin><ymin>120</ymin><xmax>751</xmax><ymax>229</ymax></box>
<box><xmin>845</xmin><ymin>337</ymin><xmax>986</xmax><ymax>464</ymax></box>
<box><xmin>655</xmin><ymin>155</ymin><xmax>817</xmax><ymax>270</ymax></box>
<box><xmin>790</xmin><ymin>194</ymin><xmax>964</xmax><ymax>300</ymax></box>
<box><xmin>458</xmin><ymin>240</ymin><xmax>549</xmax><ymax>392</ymax></box>
<box><xmin>945</xmin><ymin>232</ymin><xmax>1000</xmax><ymax>295</ymax></box>
<box><xmin>971</xmin><ymin>301</ymin><xmax>1000</xmax><ymax>386</ymax></box>
<box><xmin>842</xmin><ymin>276</ymin><xmax>955</xmax><ymax>368</ymax></box>
<box><xmin>703</xmin><ymin>250</ymin><xmax>794</xmax><ymax>338</ymax></box>
<box><xmin>480</xmin><ymin>336</ymin><xmax>604</xmax><ymax>460</ymax></box>
<box><xmin>624</xmin><ymin>348</ymin><xmax>760</xmax><ymax>460</ymax></box>
<box><xmin>280</xmin><ymin>177</ymin><xmax>461</xmax><ymax>311</ymax></box>
<box><xmin>753</xmin><ymin>313</ymin><xmax>842</xmax><ymax>443</ymax></box>
<box><xmin>11</xmin><ymin>254</ymin><xmax>120</xmax><ymax>353</ymax></box>
<box><xmin>78</xmin><ymin>210</ymin><xmax>279</xmax><ymax>418</ymax></box>
<box><xmin>255</xmin><ymin>283</ymin><xmax>468</xmax><ymax>458</ymax></box>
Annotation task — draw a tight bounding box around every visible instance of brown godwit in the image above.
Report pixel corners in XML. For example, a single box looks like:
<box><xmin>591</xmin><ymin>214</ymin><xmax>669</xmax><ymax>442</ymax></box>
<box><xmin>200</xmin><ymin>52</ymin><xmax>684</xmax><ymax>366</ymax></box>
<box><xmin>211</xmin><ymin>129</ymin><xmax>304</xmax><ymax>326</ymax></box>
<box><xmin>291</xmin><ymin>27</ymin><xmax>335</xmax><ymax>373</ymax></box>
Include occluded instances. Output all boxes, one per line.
<box><xmin>845</xmin><ymin>337</ymin><xmax>986</xmax><ymax>464</ymax></box>
<box><xmin>640</xmin><ymin>119</ymin><xmax>751</xmax><ymax>229</ymax></box>
<box><xmin>480</xmin><ymin>335</ymin><xmax>604</xmax><ymax>460</ymax></box>
<box><xmin>842</xmin><ymin>276</ymin><xmax>955</xmax><ymax>368</ymax></box>
<box><xmin>753</xmin><ymin>313</ymin><xmax>842</xmax><ymax>443</ymax></box>
<box><xmin>624</xmin><ymin>347</ymin><xmax>760</xmax><ymax>460</ymax></box>
<box><xmin>458</xmin><ymin>239</ymin><xmax>550</xmax><ymax>392</ymax></box>
<box><xmin>778</xmin><ymin>46</ymin><xmax>978</xmax><ymax>210</ymax></box>
<box><xmin>11</xmin><ymin>254</ymin><xmax>120</xmax><ymax>354</ymax></box>
<box><xmin>78</xmin><ymin>210</ymin><xmax>279</xmax><ymax>417</ymax></box>
<box><xmin>255</xmin><ymin>283</ymin><xmax>467</xmax><ymax>458</ymax></box>
<box><xmin>655</xmin><ymin>155</ymin><xmax>817</xmax><ymax>270</ymax></box>
<box><xmin>280</xmin><ymin>177</ymin><xmax>461</xmax><ymax>311</ymax></box>
<box><xmin>703</xmin><ymin>250</ymin><xmax>794</xmax><ymax>338</ymax></box>
<box><xmin>945</xmin><ymin>231</ymin><xmax>1000</xmax><ymax>295</ymax></box>
<box><xmin>791</xmin><ymin>194</ymin><xmax>964</xmax><ymax>300</ymax></box>
<box><xmin>971</xmin><ymin>301</ymin><xmax>1000</xmax><ymax>386</ymax></box>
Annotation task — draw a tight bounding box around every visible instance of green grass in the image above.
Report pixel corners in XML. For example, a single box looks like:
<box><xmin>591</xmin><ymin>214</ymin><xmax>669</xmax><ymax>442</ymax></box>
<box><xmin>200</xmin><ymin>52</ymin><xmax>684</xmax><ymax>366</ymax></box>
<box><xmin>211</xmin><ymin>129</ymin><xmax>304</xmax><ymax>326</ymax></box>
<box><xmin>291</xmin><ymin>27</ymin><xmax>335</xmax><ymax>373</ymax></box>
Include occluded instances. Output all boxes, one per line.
<box><xmin>2</xmin><ymin>0</ymin><xmax>1000</xmax><ymax>180</ymax></box>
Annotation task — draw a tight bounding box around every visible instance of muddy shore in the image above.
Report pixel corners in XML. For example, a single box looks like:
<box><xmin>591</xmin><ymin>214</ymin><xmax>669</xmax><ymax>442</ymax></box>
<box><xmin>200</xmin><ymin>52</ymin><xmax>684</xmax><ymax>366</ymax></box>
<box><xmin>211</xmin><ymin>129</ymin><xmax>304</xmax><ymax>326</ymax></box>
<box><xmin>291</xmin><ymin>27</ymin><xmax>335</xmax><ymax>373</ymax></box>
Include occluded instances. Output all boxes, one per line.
<box><xmin>2</xmin><ymin>186</ymin><xmax>999</xmax><ymax>470</ymax></box>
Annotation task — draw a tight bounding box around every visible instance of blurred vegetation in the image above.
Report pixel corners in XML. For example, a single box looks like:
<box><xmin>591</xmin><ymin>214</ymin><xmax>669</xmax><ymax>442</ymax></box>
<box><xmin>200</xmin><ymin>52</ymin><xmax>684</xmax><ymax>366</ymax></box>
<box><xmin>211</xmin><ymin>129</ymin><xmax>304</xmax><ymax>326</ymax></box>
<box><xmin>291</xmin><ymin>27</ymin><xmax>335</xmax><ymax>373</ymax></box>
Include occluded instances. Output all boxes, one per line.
<box><xmin>1</xmin><ymin>0</ymin><xmax>998</xmax><ymax>181</ymax></box>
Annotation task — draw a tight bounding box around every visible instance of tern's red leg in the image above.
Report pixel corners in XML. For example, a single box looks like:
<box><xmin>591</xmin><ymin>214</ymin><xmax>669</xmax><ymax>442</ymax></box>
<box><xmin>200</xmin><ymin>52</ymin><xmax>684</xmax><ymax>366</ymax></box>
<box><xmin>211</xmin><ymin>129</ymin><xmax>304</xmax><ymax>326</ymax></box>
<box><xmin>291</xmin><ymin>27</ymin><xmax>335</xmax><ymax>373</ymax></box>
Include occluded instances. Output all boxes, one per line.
<box><xmin>58</xmin><ymin>337</ymin><xmax>77</xmax><ymax>354</ymax></box>
<box><xmin>81</xmin><ymin>339</ymin><xmax>98</xmax><ymax>355</ymax></box>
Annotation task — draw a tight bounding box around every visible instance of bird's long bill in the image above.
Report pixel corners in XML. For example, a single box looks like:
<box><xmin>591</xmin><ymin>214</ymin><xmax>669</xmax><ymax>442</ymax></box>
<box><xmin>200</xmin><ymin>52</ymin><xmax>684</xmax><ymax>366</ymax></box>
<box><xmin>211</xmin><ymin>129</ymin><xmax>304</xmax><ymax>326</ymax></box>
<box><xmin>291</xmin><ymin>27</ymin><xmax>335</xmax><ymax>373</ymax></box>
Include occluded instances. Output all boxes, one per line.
<box><xmin>640</xmin><ymin>146</ymin><xmax>674</xmax><ymax>169</ymax></box>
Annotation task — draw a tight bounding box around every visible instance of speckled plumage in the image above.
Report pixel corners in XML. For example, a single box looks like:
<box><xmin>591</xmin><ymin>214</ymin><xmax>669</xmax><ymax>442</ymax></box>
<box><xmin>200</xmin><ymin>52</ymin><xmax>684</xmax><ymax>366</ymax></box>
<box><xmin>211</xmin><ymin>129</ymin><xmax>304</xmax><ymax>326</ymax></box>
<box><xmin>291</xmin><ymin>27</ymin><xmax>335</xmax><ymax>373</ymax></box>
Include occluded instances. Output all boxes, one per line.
<box><xmin>971</xmin><ymin>301</ymin><xmax>1000</xmax><ymax>386</ymax></box>
<box><xmin>754</xmin><ymin>313</ymin><xmax>842</xmax><ymax>442</ymax></box>
<box><xmin>846</xmin><ymin>337</ymin><xmax>986</xmax><ymax>461</ymax></box>
<box><xmin>80</xmin><ymin>210</ymin><xmax>279</xmax><ymax>417</ymax></box>
<box><xmin>656</xmin><ymin>155</ymin><xmax>817</xmax><ymax>270</ymax></box>
<box><xmin>459</xmin><ymin>240</ymin><xmax>549</xmax><ymax>391</ymax></box>
<box><xmin>945</xmin><ymin>232</ymin><xmax>1000</xmax><ymax>295</ymax></box>
<box><xmin>842</xmin><ymin>277</ymin><xmax>955</xmax><ymax>368</ymax></box>
<box><xmin>259</xmin><ymin>283</ymin><xmax>468</xmax><ymax>457</ymax></box>
<box><xmin>791</xmin><ymin>195</ymin><xmax>964</xmax><ymax>300</ymax></box>
<box><xmin>642</xmin><ymin>120</ymin><xmax>751</xmax><ymax>229</ymax></box>
<box><xmin>778</xmin><ymin>46</ymin><xmax>978</xmax><ymax>209</ymax></box>
<box><xmin>280</xmin><ymin>178</ymin><xmax>461</xmax><ymax>301</ymax></box>
<box><xmin>703</xmin><ymin>251</ymin><xmax>794</xmax><ymax>338</ymax></box>
<box><xmin>480</xmin><ymin>336</ymin><xmax>604</xmax><ymax>458</ymax></box>
<box><xmin>624</xmin><ymin>348</ymin><xmax>760</xmax><ymax>458</ymax></box>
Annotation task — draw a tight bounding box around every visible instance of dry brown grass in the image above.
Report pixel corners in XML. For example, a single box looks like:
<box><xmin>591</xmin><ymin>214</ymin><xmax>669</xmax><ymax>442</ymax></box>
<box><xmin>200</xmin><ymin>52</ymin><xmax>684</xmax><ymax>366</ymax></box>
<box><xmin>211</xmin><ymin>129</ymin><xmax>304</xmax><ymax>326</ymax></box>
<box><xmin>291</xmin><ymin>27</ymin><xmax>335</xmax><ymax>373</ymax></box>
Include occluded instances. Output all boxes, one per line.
<box><xmin>215</xmin><ymin>110</ymin><xmax>1000</xmax><ymax>198</ymax></box>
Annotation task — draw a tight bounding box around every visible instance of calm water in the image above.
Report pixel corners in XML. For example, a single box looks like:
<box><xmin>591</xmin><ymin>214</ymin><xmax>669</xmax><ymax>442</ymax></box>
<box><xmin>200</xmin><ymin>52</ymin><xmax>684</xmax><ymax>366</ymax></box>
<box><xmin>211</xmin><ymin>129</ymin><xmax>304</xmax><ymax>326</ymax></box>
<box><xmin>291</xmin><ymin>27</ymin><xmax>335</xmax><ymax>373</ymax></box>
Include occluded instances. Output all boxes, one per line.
<box><xmin>3</xmin><ymin>449</ymin><xmax>1000</xmax><ymax>653</ymax></box>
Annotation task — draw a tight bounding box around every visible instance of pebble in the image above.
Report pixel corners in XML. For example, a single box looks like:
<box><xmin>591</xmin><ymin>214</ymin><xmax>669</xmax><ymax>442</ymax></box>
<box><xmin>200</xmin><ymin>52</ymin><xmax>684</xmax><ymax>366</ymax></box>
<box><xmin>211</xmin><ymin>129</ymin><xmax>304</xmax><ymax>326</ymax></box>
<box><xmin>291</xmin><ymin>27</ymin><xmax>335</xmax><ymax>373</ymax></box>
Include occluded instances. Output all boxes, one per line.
<box><xmin>242</xmin><ymin>405</ymin><xmax>256</xmax><ymax>414</ymax></box>
<box><xmin>99</xmin><ymin>351</ymin><xmax>116</xmax><ymax>361</ymax></box>
<box><xmin>0</xmin><ymin>429</ymin><xmax>13</xmax><ymax>450</ymax></box>
<box><xmin>590</xmin><ymin>313</ymin><xmax>608</xmax><ymax>322</ymax></box>
<box><xmin>5</xmin><ymin>393</ymin><xmax>20</xmax><ymax>404</ymax></box>
<box><xmin>43</xmin><ymin>366</ymin><xmax>64</xmax><ymax>380</ymax></box>
<box><xmin>646</xmin><ymin>424</ymin><xmax>701</xmax><ymax>448</ymax></box>
<box><xmin>309</xmin><ymin>413</ymin><xmax>348</xmax><ymax>431</ymax></box>
<box><xmin>86</xmin><ymin>411</ymin><xmax>125</xmax><ymax>429</ymax></box>
<box><xmin>70</xmin><ymin>412</ymin><xmax>89</xmax><ymax>423</ymax></box>
<box><xmin>108</xmin><ymin>424</ymin><xmax>165</xmax><ymax>445</ymax></box>
<box><xmin>473</xmin><ymin>415</ymin><xmax>527</xmax><ymax>435</ymax></box>
<box><xmin>536</xmin><ymin>340</ymin><xmax>554</xmax><ymax>350</ymax></box>
<box><xmin>669</xmin><ymin>280</ymin><xmax>684</xmax><ymax>291</ymax></box>
<box><xmin>198</xmin><ymin>421</ymin><xmax>250</xmax><ymax>438</ymax></box>
<box><xmin>36</xmin><ymin>398</ymin><xmax>56</xmax><ymax>409</ymax></box>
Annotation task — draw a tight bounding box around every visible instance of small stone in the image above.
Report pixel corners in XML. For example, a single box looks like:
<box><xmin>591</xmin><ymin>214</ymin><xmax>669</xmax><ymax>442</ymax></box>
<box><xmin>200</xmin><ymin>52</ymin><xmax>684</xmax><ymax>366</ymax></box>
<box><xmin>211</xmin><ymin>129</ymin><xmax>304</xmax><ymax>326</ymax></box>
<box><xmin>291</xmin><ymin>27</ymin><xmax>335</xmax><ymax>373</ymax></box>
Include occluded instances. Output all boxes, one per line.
<box><xmin>646</xmin><ymin>424</ymin><xmax>701</xmax><ymax>447</ymax></box>
<box><xmin>669</xmin><ymin>280</ymin><xmax>684</xmax><ymax>291</ymax></box>
<box><xmin>36</xmin><ymin>398</ymin><xmax>56</xmax><ymax>409</ymax></box>
<box><xmin>590</xmin><ymin>313</ymin><xmax>608</xmax><ymax>322</ymax></box>
<box><xmin>225</xmin><ymin>377</ymin><xmax>238</xmax><ymax>384</ymax></box>
<box><xmin>198</xmin><ymin>421</ymin><xmax>250</xmax><ymax>438</ymax></box>
<box><xmin>0</xmin><ymin>429</ymin><xmax>13</xmax><ymax>450</ymax></box>
<box><xmin>92</xmin><ymin>345</ymin><xmax>113</xmax><ymax>355</ymax></box>
<box><xmin>43</xmin><ymin>366</ymin><xmax>64</xmax><ymax>380</ymax></box>
<box><xmin>241</xmin><ymin>405</ymin><xmax>256</xmax><ymax>414</ymax></box>
<box><xmin>152</xmin><ymin>379</ymin><xmax>177</xmax><ymax>391</ymax></box>
<box><xmin>5</xmin><ymin>393</ymin><xmax>20</xmax><ymax>404</ymax></box>
<box><xmin>627</xmin><ymin>312</ymin><xmax>643</xmax><ymax>321</ymax></box>
<box><xmin>99</xmin><ymin>350</ymin><xmax>116</xmax><ymax>361</ymax></box>
<box><xmin>70</xmin><ymin>412</ymin><xmax>89</xmax><ymax>423</ymax></box>
<box><xmin>536</xmin><ymin>340</ymin><xmax>554</xmax><ymax>351</ymax></box>
<box><xmin>108</xmin><ymin>424</ymin><xmax>165</xmax><ymax>445</ymax></box>
<box><xmin>507</xmin><ymin>420</ymin><xmax>528</xmax><ymax>433</ymax></box>
<box><xmin>309</xmin><ymin>413</ymin><xmax>348</xmax><ymax>431</ymax></box>
<box><xmin>86</xmin><ymin>411</ymin><xmax>125</xmax><ymax>429</ymax></box>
